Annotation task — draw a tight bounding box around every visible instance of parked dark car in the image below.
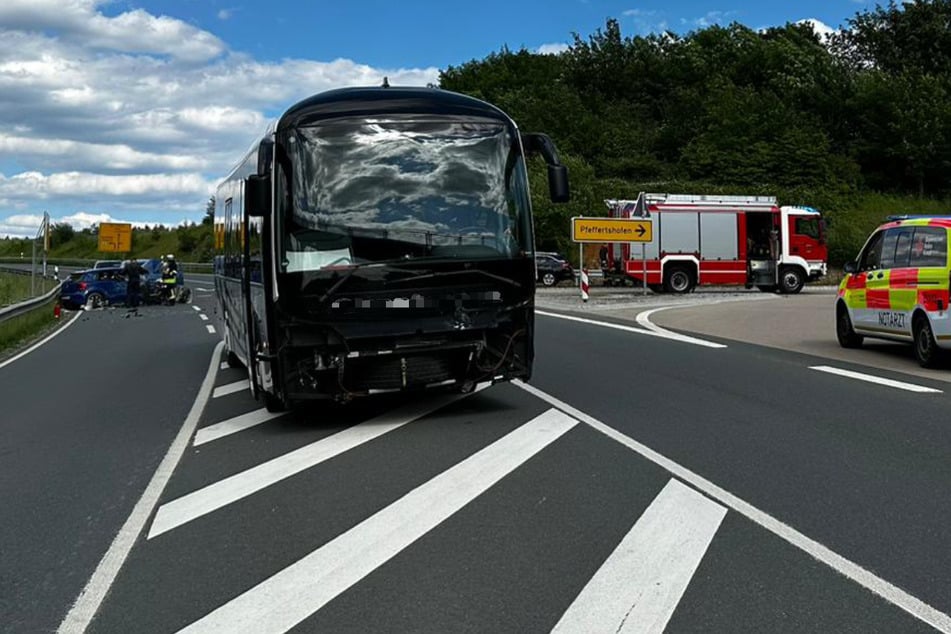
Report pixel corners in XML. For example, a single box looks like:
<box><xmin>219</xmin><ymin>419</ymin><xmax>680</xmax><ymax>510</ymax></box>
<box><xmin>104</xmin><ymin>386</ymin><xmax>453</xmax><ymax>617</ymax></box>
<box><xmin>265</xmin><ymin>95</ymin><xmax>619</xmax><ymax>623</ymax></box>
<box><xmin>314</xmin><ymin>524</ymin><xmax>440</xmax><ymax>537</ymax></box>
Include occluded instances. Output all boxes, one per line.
<box><xmin>535</xmin><ymin>252</ymin><xmax>575</xmax><ymax>287</ymax></box>
<box><xmin>60</xmin><ymin>267</ymin><xmax>128</xmax><ymax>308</ymax></box>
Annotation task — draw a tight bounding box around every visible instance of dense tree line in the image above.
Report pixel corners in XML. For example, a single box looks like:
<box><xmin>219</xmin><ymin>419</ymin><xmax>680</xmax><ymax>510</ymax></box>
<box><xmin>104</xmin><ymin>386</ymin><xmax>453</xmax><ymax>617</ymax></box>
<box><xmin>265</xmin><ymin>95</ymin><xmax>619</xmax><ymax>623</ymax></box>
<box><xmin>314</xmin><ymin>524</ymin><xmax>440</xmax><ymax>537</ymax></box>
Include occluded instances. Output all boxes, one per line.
<box><xmin>440</xmin><ymin>1</ymin><xmax>951</xmax><ymax>264</ymax></box>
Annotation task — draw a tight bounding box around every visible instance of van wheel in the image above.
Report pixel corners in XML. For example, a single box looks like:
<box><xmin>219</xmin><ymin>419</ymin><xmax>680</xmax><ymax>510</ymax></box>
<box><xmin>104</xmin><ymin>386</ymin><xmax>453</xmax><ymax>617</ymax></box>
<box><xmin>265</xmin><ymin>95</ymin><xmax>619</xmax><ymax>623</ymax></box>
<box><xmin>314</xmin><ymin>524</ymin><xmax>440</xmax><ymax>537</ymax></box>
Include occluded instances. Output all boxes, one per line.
<box><xmin>664</xmin><ymin>266</ymin><xmax>694</xmax><ymax>294</ymax></box>
<box><xmin>836</xmin><ymin>304</ymin><xmax>863</xmax><ymax>349</ymax></box>
<box><xmin>779</xmin><ymin>267</ymin><xmax>805</xmax><ymax>294</ymax></box>
<box><xmin>913</xmin><ymin>314</ymin><xmax>943</xmax><ymax>368</ymax></box>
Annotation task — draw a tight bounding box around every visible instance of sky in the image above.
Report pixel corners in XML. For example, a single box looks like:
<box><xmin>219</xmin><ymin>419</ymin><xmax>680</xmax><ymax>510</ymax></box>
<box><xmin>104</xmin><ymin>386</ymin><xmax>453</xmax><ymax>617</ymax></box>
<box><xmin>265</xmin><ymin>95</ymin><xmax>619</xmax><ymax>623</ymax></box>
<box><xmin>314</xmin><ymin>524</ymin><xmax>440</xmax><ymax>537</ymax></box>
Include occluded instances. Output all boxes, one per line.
<box><xmin>0</xmin><ymin>0</ymin><xmax>878</xmax><ymax>238</ymax></box>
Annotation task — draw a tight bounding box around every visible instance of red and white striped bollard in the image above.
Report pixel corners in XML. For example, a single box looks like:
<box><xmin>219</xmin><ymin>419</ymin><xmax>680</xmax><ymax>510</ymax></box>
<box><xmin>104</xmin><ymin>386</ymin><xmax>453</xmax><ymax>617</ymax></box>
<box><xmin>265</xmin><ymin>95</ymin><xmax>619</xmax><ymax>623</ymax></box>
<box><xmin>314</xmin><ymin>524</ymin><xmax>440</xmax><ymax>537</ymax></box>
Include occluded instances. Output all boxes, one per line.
<box><xmin>580</xmin><ymin>268</ymin><xmax>589</xmax><ymax>302</ymax></box>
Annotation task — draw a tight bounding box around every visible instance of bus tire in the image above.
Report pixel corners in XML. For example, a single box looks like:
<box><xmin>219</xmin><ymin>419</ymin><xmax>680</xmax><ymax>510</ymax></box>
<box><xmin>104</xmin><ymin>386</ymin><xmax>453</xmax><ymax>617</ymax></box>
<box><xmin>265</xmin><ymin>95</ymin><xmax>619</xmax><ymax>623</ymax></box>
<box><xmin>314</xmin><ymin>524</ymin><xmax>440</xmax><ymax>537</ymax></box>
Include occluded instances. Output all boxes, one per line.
<box><xmin>913</xmin><ymin>313</ymin><xmax>944</xmax><ymax>368</ymax></box>
<box><xmin>779</xmin><ymin>266</ymin><xmax>805</xmax><ymax>294</ymax></box>
<box><xmin>836</xmin><ymin>303</ymin><xmax>863</xmax><ymax>349</ymax></box>
<box><xmin>263</xmin><ymin>391</ymin><xmax>286</xmax><ymax>413</ymax></box>
<box><xmin>663</xmin><ymin>266</ymin><xmax>694</xmax><ymax>294</ymax></box>
<box><xmin>226</xmin><ymin>350</ymin><xmax>242</xmax><ymax>369</ymax></box>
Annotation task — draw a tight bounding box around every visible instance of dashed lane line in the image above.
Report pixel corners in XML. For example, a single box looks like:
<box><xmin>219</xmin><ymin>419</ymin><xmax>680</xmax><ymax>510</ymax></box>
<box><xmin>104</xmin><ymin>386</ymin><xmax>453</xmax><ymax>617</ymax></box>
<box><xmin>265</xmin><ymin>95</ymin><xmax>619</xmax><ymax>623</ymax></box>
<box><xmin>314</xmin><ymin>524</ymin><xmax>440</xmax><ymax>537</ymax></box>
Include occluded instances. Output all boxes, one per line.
<box><xmin>191</xmin><ymin>305</ymin><xmax>201</xmax><ymax>312</ymax></box>
<box><xmin>514</xmin><ymin>380</ymin><xmax>951</xmax><ymax>634</ymax></box>
<box><xmin>553</xmin><ymin>479</ymin><xmax>726</xmax><ymax>633</ymax></box>
<box><xmin>810</xmin><ymin>365</ymin><xmax>942</xmax><ymax>394</ymax></box>
<box><xmin>148</xmin><ymin>386</ymin><xmax>488</xmax><ymax>540</ymax></box>
<box><xmin>205</xmin><ymin>324</ymin><xmax>216</xmax><ymax>334</ymax></box>
<box><xmin>176</xmin><ymin>408</ymin><xmax>577</xmax><ymax>634</ymax></box>
<box><xmin>199</xmin><ymin>314</ymin><xmax>209</xmax><ymax>321</ymax></box>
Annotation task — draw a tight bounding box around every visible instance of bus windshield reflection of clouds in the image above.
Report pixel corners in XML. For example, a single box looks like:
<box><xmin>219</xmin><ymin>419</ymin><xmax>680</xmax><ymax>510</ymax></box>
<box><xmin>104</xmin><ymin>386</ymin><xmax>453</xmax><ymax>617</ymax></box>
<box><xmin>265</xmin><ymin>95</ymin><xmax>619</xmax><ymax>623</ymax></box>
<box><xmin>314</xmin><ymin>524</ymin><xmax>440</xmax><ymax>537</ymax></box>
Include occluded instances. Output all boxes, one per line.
<box><xmin>284</xmin><ymin>117</ymin><xmax>527</xmax><ymax>273</ymax></box>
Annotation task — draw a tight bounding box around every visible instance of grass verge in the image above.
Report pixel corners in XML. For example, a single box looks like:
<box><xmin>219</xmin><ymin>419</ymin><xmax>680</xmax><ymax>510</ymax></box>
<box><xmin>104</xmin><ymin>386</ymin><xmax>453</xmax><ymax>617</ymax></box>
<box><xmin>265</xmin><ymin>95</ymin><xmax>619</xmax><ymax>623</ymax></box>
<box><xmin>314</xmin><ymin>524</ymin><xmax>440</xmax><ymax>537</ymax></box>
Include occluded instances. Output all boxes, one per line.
<box><xmin>0</xmin><ymin>300</ymin><xmax>63</xmax><ymax>362</ymax></box>
<box><xmin>0</xmin><ymin>272</ymin><xmax>58</xmax><ymax>306</ymax></box>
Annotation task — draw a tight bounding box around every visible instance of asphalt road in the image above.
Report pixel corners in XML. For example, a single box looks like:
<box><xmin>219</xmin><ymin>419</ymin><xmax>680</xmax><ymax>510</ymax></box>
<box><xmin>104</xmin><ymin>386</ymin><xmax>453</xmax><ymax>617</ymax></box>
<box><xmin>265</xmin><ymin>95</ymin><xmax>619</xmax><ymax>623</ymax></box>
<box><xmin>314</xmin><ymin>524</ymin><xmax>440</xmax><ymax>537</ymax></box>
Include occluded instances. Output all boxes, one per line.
<box><xmin>3</xmin><ymin>286</ymin><xmax>950</xmax><ymax>632</ymax></box>
<box><xmin>0</xmin><ymin>300</ymin><xmax>218</xmax><ymax>633</ymax></box>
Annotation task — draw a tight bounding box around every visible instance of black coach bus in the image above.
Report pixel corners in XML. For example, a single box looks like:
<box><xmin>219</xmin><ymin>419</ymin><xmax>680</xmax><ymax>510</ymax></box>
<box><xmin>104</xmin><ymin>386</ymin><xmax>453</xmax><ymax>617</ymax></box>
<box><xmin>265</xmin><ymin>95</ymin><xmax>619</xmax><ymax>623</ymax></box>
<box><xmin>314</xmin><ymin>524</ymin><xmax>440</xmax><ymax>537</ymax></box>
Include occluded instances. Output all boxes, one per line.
<box><xmin>214</xmin><ymin>85</ymin><xmax>569</xmax><ymax>411</ymax></box>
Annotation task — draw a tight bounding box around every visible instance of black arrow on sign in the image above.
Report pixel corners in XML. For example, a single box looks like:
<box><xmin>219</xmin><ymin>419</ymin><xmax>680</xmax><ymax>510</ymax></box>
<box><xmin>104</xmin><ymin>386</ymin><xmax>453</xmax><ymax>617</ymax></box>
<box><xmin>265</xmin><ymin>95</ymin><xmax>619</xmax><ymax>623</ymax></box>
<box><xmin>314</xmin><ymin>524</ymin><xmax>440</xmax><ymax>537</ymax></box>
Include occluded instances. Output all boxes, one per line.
<box><xmin>636</xmin><ymin>224</ymin><xmax>647</xmax><ymax>237</ymax></box>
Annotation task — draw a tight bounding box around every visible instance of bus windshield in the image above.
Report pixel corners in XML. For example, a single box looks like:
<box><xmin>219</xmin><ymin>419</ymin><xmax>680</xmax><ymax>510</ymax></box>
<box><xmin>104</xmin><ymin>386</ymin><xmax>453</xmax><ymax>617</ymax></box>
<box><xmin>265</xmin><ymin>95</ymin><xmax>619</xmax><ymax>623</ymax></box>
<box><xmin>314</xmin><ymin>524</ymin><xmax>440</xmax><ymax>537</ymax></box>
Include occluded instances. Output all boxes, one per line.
<box><xmin>284</xmin><ymin>116</ymin><xmax>531</xmax><ymax>273</ymax></box>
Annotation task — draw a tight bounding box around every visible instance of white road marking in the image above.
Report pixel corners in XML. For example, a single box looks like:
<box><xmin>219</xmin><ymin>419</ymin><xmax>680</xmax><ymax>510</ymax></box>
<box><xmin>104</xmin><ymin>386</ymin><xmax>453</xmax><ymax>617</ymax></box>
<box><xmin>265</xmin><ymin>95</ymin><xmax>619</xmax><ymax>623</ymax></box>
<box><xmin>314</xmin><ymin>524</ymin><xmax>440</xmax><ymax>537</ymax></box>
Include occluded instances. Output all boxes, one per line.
<box><xmin>515</xmin><ymin>381</ymin><xmax>951</xmax><ymax>634</ymax></box>
<box><xmin>211</xmin><ymin>380</ymin><xmax>247</xmax><ymax>399</ymax></box>
<box><xmin>199</xmin><ymin>314</ymin><xmax>209</xmax><ymax>321</ymax></box>
<box><xmin>195</xmin><ymin>287</ymin><xmax>212</xmax><ymax>292</ymax></box>
<box><xmin>57</xmin><ymin>342</ymin><xmax>224</xmax><ymax>634</ymax></box>
<box><xmin>194</xmin><ymin>408</ymin><xmax>284</xmax><ymax>446</ymax></box>
<box><xmin>219</xmin><ymin>361</ymin><xmax>228</xmax><ymax>371</ymax></box>
<box><xmin>192</xmin><ymin>305</ymin><xmax>201</xmax><ymax>312</ymax></box>
<box><xmin>0</xmin><ymin>311</ymin><xmax>82</xmax><ymax>371</ymax></box>
<box><xmin>537</xmin><ymin>309</ymin><xmax>726</xmax><ymax>349</ymax></box>
<box><xmin>205</xmin><ymin>324</ymin><xmax>216</xmax><ymax>334</ymax></box>
<box><xmin>149</xmin><ymin>386</ymin><xmax>487</xmax><ymax>539</ymax></box>
<box><xmin>176</xmin><ymin>408</ymin><xmax>577</xmax><ymax>633</ymax></box>
<box><xmin>553</xmin><ymin>479</ymin><xmax>725</xmax><ymax>633</ymax></box>
<box><xmin>810</xmin><ymin>365</ymin><xmax>942</xmax><ymax>394</ymax></box>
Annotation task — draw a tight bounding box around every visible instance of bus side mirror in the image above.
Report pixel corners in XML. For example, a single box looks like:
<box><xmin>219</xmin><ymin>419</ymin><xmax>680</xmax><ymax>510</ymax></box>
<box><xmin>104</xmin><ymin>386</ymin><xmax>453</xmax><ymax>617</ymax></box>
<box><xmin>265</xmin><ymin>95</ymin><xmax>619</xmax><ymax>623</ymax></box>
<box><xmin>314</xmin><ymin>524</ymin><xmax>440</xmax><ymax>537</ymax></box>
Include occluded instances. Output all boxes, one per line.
<box><xmin>843</xmin><ymin>261</ymin><xmax>857</xmax><ymax>274</ymax></box>
<box><xmin>547</xmin><ymin>165</ymin><xmax>570</xmax><ymax>203</ymax></box>
<box><xmin>245</xmin><ymin>174</ymin><xmax>271</xmax><ymax>217</ymax></box>
<box><xmin>522</xmin><ymin>132</ymin><xmax>570</xmax><ymax>203</ymax></box>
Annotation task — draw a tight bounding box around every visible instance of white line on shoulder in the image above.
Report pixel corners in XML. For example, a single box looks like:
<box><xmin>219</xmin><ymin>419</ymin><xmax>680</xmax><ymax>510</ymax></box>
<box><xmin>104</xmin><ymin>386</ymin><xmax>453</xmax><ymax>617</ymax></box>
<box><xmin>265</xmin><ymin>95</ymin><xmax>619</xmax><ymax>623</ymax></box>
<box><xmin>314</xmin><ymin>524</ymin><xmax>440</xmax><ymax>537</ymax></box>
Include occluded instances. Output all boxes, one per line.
<box><xmin>536</xmin><ymin>309</ymin><xmax>726</xmax><ymax>349</ymax></box>
<box><xmin>810</xmin><ymin>365</ymin><xmax>942</xmax><ymax>393</ymax></box>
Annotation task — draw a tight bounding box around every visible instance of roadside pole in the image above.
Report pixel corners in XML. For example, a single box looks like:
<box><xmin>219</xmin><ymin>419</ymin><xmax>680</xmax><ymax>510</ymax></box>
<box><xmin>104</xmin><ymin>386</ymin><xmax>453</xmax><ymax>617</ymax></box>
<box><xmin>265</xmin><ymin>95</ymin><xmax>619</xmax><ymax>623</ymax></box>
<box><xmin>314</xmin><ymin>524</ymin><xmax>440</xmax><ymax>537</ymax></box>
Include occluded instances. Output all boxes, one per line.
<box><xmin>642</xmin><ymin>243</ymin><xmax>647</xmax><ymax>295</ymax></box>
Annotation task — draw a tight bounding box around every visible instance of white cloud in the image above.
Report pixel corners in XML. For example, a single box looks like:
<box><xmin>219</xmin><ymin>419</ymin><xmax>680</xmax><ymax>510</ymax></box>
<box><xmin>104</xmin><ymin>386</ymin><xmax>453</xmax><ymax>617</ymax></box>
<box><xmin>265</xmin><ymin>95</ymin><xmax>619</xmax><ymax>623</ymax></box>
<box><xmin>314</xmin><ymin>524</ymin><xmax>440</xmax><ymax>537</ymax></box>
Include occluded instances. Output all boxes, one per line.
<box><xmin>622</xmin><ymin>9</ymin><xmax>657</xmax><ymax>17</ymax></box>
<box><xmin>0</xmin><ymin>0</ymin><xmax>225</xmax><ymax>62</ymax></box>
<box><xmin>796</xmin><ymin>18</ymin><xmax>838</xmax><ymax>42</ymax></box>
<box><xmin>689</xmin><ymin>11</ymin><xmax>736</xmax><ymax>28</ymax></box>
<box><xmin>0</xmin><ymin>211</ymin><xmax>178</xmax><ymax>238</ymax></box>
<box><xmin>217</xmin><ymin>9</ymin><xmax>233</xmax><ymax>20</ymax></box>
<box><xmin>536</xmin><ymin>42</ymin><xmax>570</xmax><ymax>55</ymax></box>
<box><xmin>0</xmin><ymin>1</ymin><xmax>440</xmax><ymax>233</ymax></box>
<box><xmin>0</xmin><ymin>171</ymin><xmax>214</xmax><ymax>198</ymax></box>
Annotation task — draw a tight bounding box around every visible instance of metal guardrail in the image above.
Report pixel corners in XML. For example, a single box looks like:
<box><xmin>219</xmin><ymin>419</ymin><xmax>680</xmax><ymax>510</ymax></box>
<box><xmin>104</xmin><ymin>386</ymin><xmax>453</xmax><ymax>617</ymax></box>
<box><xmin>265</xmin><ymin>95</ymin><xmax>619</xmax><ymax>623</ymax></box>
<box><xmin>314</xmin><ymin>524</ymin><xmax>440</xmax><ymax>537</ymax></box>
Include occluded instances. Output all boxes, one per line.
<box><xmin>0</xmin><ymin>281</ymin><xmax>62</xmax><ymax>324</ymax></box>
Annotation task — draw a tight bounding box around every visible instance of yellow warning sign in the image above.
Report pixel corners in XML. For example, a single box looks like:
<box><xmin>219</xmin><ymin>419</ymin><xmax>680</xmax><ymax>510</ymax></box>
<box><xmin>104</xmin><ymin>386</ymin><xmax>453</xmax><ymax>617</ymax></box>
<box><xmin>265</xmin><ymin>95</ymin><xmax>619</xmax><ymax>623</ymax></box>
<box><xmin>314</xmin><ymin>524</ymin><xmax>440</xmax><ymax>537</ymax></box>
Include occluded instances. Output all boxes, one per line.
<box><xmin>571</xmin><ymin>217</ymin><xmax>653</xmax><ymax>243</ymax></box>
<box><xmin>97</xmin><ymin>222</ymin><xmax>133</xmax><ymax>252</ymax></box>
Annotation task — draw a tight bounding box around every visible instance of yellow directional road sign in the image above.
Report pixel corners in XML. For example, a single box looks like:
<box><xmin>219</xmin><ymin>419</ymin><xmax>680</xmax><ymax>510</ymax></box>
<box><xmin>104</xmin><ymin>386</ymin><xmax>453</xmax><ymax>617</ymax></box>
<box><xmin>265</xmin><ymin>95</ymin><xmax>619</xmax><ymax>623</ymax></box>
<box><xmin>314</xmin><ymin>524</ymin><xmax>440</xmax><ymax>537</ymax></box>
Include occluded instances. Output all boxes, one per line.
<box><xmin>571</xmin><ymin>217</ymin><xmax>653</xmax><ymax>243</ymax></box>
<box><xmin>98</xmin><ymin>222</ymin><xmax>133</xmax><ymax>253</ymax></box>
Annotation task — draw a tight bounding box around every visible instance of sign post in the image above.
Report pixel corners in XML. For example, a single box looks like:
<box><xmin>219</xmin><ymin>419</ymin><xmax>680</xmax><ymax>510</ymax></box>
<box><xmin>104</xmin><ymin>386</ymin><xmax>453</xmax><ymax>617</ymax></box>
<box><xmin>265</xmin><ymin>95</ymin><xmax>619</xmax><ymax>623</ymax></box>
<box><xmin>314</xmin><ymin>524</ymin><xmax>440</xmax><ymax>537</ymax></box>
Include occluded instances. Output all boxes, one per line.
<box><xmin>571</xmin><ymin>216</ymin><xmax>654</xmax><ymax>298</ymax></box>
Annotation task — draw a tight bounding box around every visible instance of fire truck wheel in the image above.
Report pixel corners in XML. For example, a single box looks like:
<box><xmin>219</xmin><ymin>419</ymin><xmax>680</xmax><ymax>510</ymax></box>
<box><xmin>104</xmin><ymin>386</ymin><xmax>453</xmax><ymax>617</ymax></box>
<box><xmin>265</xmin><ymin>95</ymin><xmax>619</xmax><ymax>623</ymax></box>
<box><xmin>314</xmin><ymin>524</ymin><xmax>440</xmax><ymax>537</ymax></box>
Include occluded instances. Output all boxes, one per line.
<box><xmin>779</xmin><ymin>266</ymin><xmax>805</xmax><ymax>294</ymax></box>
<box><xmin>663</xmin><ymin>266</ymin><xmax>694</xmax><ymax>294</ymax></box>
<box><xmin>836</xmin><ymin>303</ymin><xmax>863</xmax><ymax>349</ymax></box>
<box><xmin>913</xmin><ymin>314</ymin><xmax>944</xmax><ymax>368</ymax></box>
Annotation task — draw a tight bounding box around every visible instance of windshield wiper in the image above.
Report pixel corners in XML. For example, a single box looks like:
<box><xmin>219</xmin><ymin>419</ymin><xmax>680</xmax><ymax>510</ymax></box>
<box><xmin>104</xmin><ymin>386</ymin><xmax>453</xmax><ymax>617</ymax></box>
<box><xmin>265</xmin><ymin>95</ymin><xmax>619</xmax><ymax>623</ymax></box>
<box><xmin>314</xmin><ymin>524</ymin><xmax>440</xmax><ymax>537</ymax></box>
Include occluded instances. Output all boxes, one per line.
<box><xmin>385</xmin><ymin>268</ymin><xmax>522</xmax><ymax>289</ymax></box>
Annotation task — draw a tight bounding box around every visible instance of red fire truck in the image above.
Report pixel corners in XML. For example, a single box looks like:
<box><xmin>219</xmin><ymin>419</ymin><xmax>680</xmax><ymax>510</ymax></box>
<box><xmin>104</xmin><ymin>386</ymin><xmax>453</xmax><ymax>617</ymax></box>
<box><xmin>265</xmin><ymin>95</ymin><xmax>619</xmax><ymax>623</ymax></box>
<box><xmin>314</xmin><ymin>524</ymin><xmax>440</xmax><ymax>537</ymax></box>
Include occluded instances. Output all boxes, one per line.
<box><xmin>602</xmin><ymin>192</ymin><xmax>828</xmax><ymax>294</ymax></box>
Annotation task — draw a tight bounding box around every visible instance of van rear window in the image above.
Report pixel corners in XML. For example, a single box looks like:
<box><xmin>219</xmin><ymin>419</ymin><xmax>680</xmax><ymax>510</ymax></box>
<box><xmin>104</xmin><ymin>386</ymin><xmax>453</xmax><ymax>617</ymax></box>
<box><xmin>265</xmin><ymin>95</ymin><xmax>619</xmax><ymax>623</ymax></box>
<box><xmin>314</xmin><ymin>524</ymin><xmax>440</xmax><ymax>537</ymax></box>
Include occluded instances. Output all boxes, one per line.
<box><xmin>910</xmin><ymin>227</ymin><xmax>948</xmax><ymax>267</ymax></box>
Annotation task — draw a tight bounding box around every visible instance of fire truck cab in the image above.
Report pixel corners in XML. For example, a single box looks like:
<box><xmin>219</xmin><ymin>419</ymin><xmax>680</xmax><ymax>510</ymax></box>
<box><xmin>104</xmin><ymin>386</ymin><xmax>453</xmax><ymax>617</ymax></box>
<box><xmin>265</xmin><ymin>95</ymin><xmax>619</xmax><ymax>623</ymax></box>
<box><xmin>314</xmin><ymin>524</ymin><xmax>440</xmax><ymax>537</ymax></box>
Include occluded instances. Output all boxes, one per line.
<box><xmin>603</xmin><ymin>192</ymin><xmax>828</xmax><ymax>294</ymax></box>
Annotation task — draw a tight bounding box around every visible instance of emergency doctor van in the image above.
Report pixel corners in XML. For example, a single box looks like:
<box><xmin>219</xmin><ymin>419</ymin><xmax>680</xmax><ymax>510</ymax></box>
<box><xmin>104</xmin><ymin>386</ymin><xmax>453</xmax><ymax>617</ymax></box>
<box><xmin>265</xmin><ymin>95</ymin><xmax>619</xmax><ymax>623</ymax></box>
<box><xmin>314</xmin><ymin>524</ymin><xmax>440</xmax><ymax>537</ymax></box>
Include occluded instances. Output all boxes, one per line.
<box><xmin>836</xmin><ymin>216</ymin><xmax>951</xmax><ymax>367</ymax></box>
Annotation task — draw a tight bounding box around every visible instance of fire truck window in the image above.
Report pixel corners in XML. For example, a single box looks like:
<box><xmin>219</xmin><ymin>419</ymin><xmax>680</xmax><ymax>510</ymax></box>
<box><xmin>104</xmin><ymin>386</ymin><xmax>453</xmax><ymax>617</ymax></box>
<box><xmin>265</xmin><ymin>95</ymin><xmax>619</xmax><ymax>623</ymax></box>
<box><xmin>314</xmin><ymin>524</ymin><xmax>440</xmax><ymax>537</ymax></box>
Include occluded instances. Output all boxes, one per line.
<box><xmin>910</xmin><ymin>227</ymin><xmax>948</xmax><ymax>267</ymax></box>
<box><xmin>858</xmin><ymin>231</ymin><xmax>884</xmax><ymax>271</ymax></box>
<box><xmin>794</xmin><ymin>217</ymin><xmax>820</xmax><ymax>239</ymax></box>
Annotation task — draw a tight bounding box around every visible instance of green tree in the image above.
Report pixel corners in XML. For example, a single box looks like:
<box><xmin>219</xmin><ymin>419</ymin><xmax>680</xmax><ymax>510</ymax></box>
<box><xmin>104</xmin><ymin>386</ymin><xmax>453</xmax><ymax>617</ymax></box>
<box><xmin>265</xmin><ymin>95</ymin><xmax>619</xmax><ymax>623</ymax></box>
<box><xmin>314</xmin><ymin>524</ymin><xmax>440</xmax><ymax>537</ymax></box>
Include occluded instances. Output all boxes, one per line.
<box><xmin>50</xmin><ymin>222</ymin><xmax>75</xmax><ymax>246</ymax></box>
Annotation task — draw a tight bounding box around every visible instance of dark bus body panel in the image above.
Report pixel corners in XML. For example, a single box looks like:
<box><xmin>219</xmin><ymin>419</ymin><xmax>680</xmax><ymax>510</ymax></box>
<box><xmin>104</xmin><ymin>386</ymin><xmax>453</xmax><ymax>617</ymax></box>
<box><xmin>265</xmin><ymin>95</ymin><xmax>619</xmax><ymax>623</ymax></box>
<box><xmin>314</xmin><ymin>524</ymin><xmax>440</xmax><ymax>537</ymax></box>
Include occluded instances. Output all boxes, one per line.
<box><xmin>215</xmin><ymin>86</ymin><xmax>566</xmax><ymax>409</ymax></box>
